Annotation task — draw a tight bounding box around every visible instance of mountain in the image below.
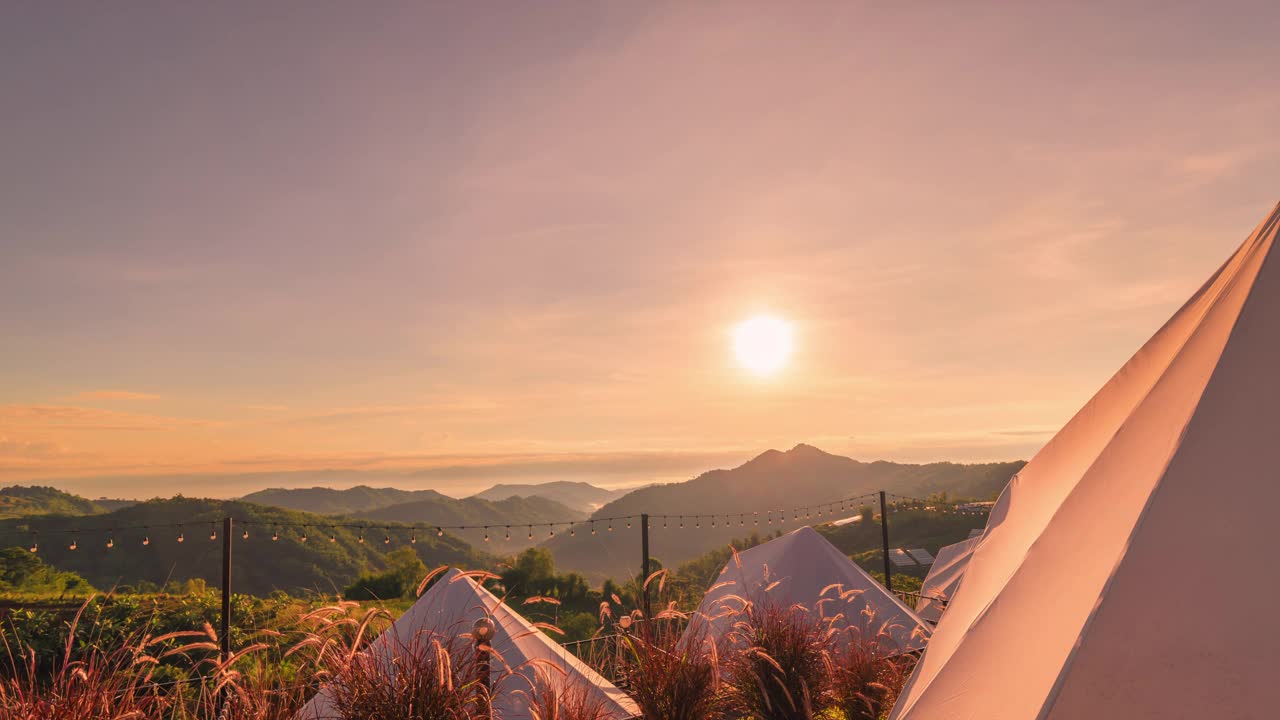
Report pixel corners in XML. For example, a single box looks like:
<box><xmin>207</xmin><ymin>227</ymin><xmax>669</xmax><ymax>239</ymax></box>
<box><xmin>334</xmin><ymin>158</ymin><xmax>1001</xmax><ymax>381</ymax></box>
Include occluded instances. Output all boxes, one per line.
<box><xmin>471</xmin><ymin>481</ymin><xmax>629</xmax><ymax>513</ymax></box>
<box><xmin>0</xmin><ymin>497</ymin><xmax>487</xmax><ymax>596</ymax></box>
<box><xmin>356</xmin><ymin>495</ymin><xmax>586</xmax><ymax>554</ymax></box>
<box><xmin>541</xmin><ymin>444</ymin><xmax>1024</xmax><ymax>579</ymax></box>
<box><xmin>0</xmin><ymin>486</ymin><xmax>107</xmax><ymax>519</ymax></box>
<box><xmin>239</xmin><ymin>485</ymin><xmax>445</xmax><ymax>515</ymax></box>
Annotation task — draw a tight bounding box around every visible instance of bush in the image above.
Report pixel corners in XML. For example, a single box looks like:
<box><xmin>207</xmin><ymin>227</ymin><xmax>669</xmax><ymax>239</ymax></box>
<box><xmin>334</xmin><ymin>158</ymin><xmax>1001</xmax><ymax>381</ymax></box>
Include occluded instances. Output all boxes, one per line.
<box><xmin>721</xmin><ymin>601</ymin><xmax>834</xmax><ymax>720</ymax></box>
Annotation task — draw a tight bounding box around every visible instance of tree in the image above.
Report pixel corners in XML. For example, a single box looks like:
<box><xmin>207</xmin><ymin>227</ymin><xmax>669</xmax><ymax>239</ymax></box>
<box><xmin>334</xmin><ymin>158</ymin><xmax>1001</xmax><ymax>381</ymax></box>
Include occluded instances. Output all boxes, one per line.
<box><xmin>342</xmin><ymin>547</ymin><xmax>427</xmax><ymax>600</ymax></box>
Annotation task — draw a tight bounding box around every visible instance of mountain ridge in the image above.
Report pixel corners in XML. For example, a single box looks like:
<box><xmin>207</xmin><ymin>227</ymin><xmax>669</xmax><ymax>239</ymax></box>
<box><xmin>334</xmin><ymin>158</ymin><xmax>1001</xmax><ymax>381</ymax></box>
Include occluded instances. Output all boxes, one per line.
<box><xmin>542</xmin><ymin>444</ymin><xmax>1024</xmax><ymax>578</ymax></box>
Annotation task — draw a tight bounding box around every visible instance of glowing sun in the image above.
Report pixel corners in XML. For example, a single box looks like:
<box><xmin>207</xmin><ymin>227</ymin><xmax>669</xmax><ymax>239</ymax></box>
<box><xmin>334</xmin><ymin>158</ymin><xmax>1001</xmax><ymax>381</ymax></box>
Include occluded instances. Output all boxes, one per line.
<box><xmin>732</xmin><ymin>314</ymin><xmax>794</xmax><ymax>376</ymax></box>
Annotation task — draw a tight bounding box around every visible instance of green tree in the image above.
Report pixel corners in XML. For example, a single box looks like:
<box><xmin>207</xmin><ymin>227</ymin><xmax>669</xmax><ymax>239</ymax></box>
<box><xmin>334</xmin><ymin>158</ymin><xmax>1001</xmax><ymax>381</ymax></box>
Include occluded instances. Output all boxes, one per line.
<box><xmin>342</xmin><ymin>547</ymin><xmax>427</xmax><ymax>600</ymax></box>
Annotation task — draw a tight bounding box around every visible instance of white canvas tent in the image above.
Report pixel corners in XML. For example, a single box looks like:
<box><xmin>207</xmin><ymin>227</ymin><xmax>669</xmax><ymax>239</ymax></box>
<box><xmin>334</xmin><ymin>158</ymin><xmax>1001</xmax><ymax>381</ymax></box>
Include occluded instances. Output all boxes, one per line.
<box><xmin>683</xmin><ymin>526</ymin><xmax>930</xmax><ymax>654</ymax></box>
<box><xmin>890</xmin><ymin>201</ymin><xmax>1280</xmax><ymax>720</ymax></box>
<box><xmin>297</xmin><ymin>568</ymin><xmax>640</xmax><ymax>720</ymax></box>
<box><xmin>913</xmin><ymin>536</ymin><xmax>978</xmax><ymax>624</ymax></box>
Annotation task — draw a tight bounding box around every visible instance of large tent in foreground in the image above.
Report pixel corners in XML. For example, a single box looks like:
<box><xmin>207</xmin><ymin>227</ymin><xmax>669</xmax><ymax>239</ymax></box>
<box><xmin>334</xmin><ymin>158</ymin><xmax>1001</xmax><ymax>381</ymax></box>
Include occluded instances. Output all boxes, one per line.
<box><xmin>297</xmin><ymin>568</ymin><xmax>640</xmax><ymax>720</ymax></box>
<box><xmin>913</xmin><ymin>536</ymin><xmax>978</xmax><ymax>624</ymax></box>
<box><xmin>891</xmin><ymin>201</ymin><xmax>1280</xmax><ymax>720</ymax></box>
<box><xmin>684</xmin><ymin>526</ymin><xmax>930</xmax><ymax>654</ymax></box>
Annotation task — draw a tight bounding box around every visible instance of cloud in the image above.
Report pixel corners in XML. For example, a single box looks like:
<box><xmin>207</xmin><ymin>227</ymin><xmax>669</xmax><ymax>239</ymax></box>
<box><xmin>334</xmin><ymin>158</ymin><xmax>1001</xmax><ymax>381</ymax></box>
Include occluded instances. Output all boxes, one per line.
<box><xmin>70</xmin><ymin>390</ymin><xmax>161</xmax><ymax>401</ymax></box>
<box><xmin>0</xmin><ymin>404</ymin><xmax>214</xmax><ymax>432</ymax></box>
<box><xmin>8</xmin><ymin>448</ymin><xmax>755</xmax><ymax>498</ymax></box>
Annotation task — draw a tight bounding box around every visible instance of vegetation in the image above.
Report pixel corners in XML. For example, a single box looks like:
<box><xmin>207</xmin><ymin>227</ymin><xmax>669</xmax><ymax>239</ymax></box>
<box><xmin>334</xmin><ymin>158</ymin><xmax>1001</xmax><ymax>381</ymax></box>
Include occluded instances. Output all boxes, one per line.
<box><xmin>472</xmin><ymin>481</ymin><xmax>627</xmax><ymax>514</ymax></box>
<box><xmin>0</xmin><ymin>547</ymin><xmax>93</xmax><ymax>596</ymax></box>
<box><xmin>0</xmin><ymin>497</ymin><xmax>486</xmax><ymax>596</ymax></box>
<box><xmin>0</xmin><ymin>486</ymin><xmax>107</xmax><ymax>520</ymax></box>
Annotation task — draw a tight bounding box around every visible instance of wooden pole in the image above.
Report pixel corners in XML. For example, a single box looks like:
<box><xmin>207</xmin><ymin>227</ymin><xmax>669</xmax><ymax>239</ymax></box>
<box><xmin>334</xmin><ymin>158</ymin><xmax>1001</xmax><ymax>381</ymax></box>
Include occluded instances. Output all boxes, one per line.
<box><xmin>879</xmin><ymin>491</ymin><xmax>892</xmax><ymax>592</ymax></box>
<box><xmin>221</xmin><ymin>516</ymin><xmax>232</xmax><ymax>663</ymax></box>
<box><xmin>640</xmin><ymin>514</ymin><xmax>651</xmax><ymax>618</ymax></box>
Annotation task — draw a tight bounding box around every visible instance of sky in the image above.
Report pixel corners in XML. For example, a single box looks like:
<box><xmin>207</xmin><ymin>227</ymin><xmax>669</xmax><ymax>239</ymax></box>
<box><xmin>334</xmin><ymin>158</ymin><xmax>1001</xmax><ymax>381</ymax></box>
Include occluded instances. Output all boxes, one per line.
<box><xmin>2</xmin><ymin>2</ymin><xmax>1279</xmax><ymax>499</ymax></box>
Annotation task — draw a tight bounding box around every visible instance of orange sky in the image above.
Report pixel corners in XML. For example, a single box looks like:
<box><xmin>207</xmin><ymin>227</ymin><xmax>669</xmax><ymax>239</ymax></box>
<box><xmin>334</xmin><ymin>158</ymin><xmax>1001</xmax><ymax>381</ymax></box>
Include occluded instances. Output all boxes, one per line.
<box><xmin>2</xmin><ymin>3</ymin><xmax>1278</xmax><ymax>498</ymax></box>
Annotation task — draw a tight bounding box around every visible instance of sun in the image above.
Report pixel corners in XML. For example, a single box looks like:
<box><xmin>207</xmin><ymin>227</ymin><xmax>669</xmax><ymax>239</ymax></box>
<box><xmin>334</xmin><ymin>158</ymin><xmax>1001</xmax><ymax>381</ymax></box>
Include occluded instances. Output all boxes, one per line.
<box><xmin>732</xmin><ymin>314</ymin><xmax>794</xmax><ymax>376</ymax></box>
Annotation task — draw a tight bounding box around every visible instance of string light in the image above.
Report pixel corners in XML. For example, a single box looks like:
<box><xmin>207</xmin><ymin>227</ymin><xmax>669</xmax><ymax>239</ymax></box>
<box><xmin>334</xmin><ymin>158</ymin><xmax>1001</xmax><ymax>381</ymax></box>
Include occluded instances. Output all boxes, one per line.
<box><xmin>358</xmin><ymin>531</ymin><xmax>364</xmax><ymax>544</ymax></box>
<box><xmin>626</xmin><ymin>520</ymin><xmax>632</xmax><ymax>529</ymax></box>
<box><xmin>548</xmin><ymin>526</ymin><xmax>555</xmax><ymax>538</ymax></box>
<box><xmin>383</xmin><ymin>532</ymin><xmax>390</xmax><ymax>545</ymax></box>
<box><xmin>410</xmin><ymin>534</ymin><xmax>417</xmax><ymax>544</ymax></box>
<box><xmin>107</xmin><ymin>534</ymin><xmax>115</xmax><ymax>549</ymax></box>
<box><xmin>242</xmin><ymin>527</ymin><xmax>249</xmax><ymax>540</ymax></box>
<box><xmin>29</xmin><ymin>535</ymin><xmax>37</xmax><ymax>553</ymax></box>
<box><xmin>272</xmin><ymin>528</ymin><xmax>279</xmax><ymax>542</ymax></box>
<box><xmin>210</xmin><ymin>523</ymin><xmax>218</xmax><ymax>541</ymax></box>
<box><xmin>69</xmin><ymin>538</ymin><xmax>77</xmax><ymax>551</ymax></box>
<box><xmin>607</xmin><ymin>520</ymin><xmax>613</xmax><ymax>532</ymax></box>
<box><xmin>177</xmin><ymin>526</ymin><xmax>185</xmax><ymax>543</ymax></box>
<box><xmin>330</xmin><ymin>529</ymin><xmax>337</xmax><ymax>543</ymax></box>
<box><xmin>505</xmin><ymin>527</ymin><xmax>511</xmax><ymax>541</ymax></box>
<box><xmin>528</xmin><ymin>526</ymin><xmax>534</xmax><ymax>541</ymax></box>
<box><xmin>484</xmin><ymin>529</ymin><xmax>490</xmax><ymax>543</ymax></box>
<box><xmin>437</xmin><ymin>528</ymin><xmax>444</xmax><ymax>537</ymax></box>
<box><xmin>300</xmin><ymin>528</ymin><xmax>308</xmax><ymax>543</ymax></box>
<box><xmin>591</xmin><ymin>522</ymin><xmax>596</xmax><ymax>535</ymax></box>
<box><xmin>570</xmin><ymin>526</ymin><xmax>576</xmax><ymax>537</ymax></box>
<box><xmin>143</xmin><ymin>532</ymin><xmax>151</xmax><ymax>546</ymax></box>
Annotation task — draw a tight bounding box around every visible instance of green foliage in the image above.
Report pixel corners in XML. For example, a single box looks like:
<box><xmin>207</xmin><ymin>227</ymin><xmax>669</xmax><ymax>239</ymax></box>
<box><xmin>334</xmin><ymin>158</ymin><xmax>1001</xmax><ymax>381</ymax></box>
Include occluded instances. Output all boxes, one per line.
<box><xmin>0</xmin><ymin>546</ymin><xmax>94</xmax><ymax>595</ymax></box>
<box><xmin>0</xmin><ymin>497</ymin><xmax>487</xmax><ymax>596</ymax></box>
<box><xmin>343</xmin><ymin>547</ymin><xmax>428</xmax><ymax>600</ymax></box>
<box><xmin>494</xmin><ymin>548</ymin><xmax>605</xmax><ymax>642</ymax></box>
<box><xmin>821</xmin><ymin>507</ymin><xmax>986</xmax><ymax>581</ymax></box>
<box><xmin>0</xmin><ymin>486</ymin><xmax>106</xmax><ymax>519</ymax></box>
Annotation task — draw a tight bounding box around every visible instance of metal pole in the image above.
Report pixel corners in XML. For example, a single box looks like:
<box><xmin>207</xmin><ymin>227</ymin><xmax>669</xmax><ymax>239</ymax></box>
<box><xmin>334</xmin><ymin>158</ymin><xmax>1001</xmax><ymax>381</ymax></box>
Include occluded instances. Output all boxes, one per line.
<box><xmin>879</xmin><ymin>491</ymin><xmax>892</xmax><ymax>592</ymax></box>
<box><xmin>640</xmin><ymin>514</ymin><xmax>651</xmax><ymax>618</ymax></box>
<box><xmin>221</xmin><ymin>516</ymin><xmax>232</xmax><ymax>663</ymax></box>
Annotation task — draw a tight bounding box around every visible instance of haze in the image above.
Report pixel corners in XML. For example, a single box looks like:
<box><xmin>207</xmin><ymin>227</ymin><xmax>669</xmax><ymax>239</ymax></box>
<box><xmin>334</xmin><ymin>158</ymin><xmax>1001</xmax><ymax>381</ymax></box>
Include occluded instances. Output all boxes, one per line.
<box><xmin>3</xmin><ymin>3</ymin><xmax>1278</xmax><ymax>498</ymax></box>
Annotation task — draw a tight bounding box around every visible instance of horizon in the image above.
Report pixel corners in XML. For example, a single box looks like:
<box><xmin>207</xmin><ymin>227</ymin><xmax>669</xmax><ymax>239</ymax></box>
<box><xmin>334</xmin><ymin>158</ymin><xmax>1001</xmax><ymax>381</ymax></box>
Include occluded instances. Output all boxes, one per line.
<box><xmin>4</xmin><ymin>4</ymin><xmax>1280</xmax><ymax>499</ymax></box>
<box><xmin>8</xmin><ymin>442</ymin><xmax>1028</xmax><ymax>501</ymax></box>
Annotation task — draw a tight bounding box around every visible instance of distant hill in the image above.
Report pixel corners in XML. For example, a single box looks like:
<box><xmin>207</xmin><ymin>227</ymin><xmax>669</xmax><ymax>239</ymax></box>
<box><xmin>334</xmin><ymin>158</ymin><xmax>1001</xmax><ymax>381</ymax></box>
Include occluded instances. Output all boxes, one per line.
<box><xmin>471</xmin><ymin>481</ymin><xmax>628</xmax><ymax>513</ymax></box>
<box><xmin>239</xmin><ymin>486</ymin><xmax>445</xmax><ymax>515</ymax></box>
<box><xmin>356</xmin><ymin>495</ymin><xmax>585</xmax><ymax>553</ymax></box>
<box><xmin>541</xmin><ymin>444</ymin><xmax>1024</xmax><ymax>579</ymax></box>
<box><xmin>239</xmin><ymin>485</ymin><xmax>585</xmax><ymax>554</ymax></box>
<box><xmin>0</xmin><ymin>497</ymin><xmax>488</xmax><ymax>596</ymax></box>
<box><xmin>0</xmin><ymin>486</ymin><xmax>107</xmax><ymax>519</ymax></box>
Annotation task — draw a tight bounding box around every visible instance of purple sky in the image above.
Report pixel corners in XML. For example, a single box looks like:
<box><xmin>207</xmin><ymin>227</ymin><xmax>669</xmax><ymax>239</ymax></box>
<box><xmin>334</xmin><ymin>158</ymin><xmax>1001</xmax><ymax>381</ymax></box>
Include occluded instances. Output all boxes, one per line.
<box><xmin>3</xmin><ymin>2</ymin><xmax>1279</xmax><ymax>498</ymax></box>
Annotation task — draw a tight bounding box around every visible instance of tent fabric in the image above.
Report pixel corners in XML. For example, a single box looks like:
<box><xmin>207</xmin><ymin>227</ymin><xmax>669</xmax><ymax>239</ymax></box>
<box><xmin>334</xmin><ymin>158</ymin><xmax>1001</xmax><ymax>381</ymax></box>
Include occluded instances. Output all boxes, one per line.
<box><xmin>890</xmin><ymin>201</ymin><xmax>1280</xmax><ymax>720</ymax></box>
<box><xmin>684</xmin><ymin>526</ymin><xmax>930</xmax><ymax>655</ymax></box>
<box><xmin>296</xmin><ymin>568</ymin><xmax>640</xmax><ymax>720</ymax></box>
<box><xmin>913</xmin><ymin>537</ymin><xmax>978</xmax><ymax>623</ymax></box>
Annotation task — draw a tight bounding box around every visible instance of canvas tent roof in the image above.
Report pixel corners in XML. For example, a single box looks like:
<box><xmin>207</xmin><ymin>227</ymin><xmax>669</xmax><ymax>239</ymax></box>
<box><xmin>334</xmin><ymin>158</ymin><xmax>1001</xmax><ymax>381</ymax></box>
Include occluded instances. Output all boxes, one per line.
<box><xmin>297</xmin><ymin>568</ymin><xmax>640</xmax><ymax>720</ymax></box>
<box><xmin>890</xmin><ymin>201</ymin><xmax>1280</xmax><ymax>720</ymax></box>
<box><xmin>913</xmin><ymin>536</ymin><xmax>979</xmax><ymax>624</ymax></box>
<box><xmin>683</xmin><ymin>526</ymin><xmax>930</xmax><ymax>655</ymax></box>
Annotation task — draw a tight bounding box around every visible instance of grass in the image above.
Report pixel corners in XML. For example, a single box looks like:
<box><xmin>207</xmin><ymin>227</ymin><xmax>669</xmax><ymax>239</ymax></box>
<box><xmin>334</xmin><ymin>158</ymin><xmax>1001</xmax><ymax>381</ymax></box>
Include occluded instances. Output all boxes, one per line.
<box><xmin>0</xmin><ymin>567</ymin><xmax>920</xmax><ymax>720</ymax></box>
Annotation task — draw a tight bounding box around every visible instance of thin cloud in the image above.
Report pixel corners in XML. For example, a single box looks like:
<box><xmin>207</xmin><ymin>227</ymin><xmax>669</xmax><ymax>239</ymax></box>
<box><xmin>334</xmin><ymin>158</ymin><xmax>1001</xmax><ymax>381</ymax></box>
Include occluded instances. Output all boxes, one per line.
<box><xmin>71</xmin><ymin>390</ymin><xmax>161</xmax><ymax>401</ymax></box>
<box><xmin>0</xmin><ymin>404</ymin><xmax>216</xmax><ymax>432</ymax></box>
